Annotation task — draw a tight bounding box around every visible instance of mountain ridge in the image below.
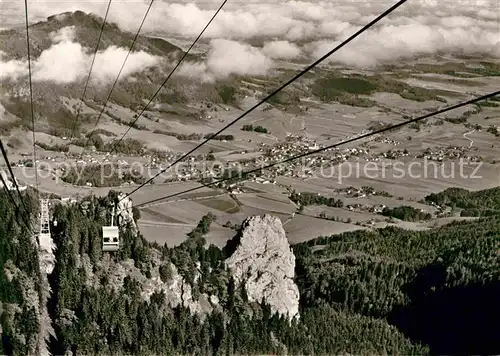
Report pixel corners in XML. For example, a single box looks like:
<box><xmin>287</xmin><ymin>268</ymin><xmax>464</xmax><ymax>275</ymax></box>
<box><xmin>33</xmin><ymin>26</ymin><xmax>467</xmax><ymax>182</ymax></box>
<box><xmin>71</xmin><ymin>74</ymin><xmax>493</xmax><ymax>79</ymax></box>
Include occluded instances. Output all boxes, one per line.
<box><xmin>0</xmin><ymin>11</ymin><xmax>236</xmax><ymax>139</ymax></box>
<box><xmin>0</xmin><ymin>10</ymin><xmax>184</xmax><ymax>60</ymax></box>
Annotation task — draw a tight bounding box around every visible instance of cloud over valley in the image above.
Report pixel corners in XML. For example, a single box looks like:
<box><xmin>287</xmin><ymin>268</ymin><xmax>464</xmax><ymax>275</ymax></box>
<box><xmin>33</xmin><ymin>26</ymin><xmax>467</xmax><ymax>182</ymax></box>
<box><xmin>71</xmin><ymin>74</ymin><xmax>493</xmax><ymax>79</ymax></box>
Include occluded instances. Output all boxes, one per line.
<box><xmin>0</xmin><ymin>0</ymin><xmax>498</xmax><ymax>84</ymax></box>
<box><xmin>0</xmin><ymin>27</ymin><xmax>161</xmax><ymax>84</ymax></box>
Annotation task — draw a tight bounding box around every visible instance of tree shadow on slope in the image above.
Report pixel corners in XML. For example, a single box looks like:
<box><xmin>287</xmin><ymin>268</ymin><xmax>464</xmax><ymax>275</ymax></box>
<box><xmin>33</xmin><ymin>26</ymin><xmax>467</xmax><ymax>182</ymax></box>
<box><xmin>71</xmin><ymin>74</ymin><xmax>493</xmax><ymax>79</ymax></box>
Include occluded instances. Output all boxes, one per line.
<box><xmin>388</xmin><ymin>269</ymin><xmax>500</xmax><ymax>356</ymax></box>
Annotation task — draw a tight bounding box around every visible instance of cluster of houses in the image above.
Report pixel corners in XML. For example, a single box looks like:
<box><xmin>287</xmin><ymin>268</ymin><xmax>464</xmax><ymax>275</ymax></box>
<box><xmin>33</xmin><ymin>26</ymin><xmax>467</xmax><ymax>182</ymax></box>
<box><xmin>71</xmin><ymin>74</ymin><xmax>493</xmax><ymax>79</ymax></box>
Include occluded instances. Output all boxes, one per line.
<box><xmin>416</xmin><ymin>146</ymin><xmax>482</xmax><ymax>162</ymax></box>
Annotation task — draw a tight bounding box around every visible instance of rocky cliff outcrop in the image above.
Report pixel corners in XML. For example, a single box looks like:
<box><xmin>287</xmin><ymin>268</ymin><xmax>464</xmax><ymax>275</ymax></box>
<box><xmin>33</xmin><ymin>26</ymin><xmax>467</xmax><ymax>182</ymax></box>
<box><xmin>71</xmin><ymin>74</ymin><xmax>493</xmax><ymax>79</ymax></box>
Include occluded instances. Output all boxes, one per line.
<box><xmin>116</xmin><ymin>193</ymin><xmax>136</xmax><ymax>233</ymax></box>
<box><xmin>76</xmin><ymin>253</ymin><xmax>218</xmax><ymax>319</ymax></box>
<box><xmin>225</xmin><ymin>214</ymin><xmax>300</xmax><ymax>320</ymax></box>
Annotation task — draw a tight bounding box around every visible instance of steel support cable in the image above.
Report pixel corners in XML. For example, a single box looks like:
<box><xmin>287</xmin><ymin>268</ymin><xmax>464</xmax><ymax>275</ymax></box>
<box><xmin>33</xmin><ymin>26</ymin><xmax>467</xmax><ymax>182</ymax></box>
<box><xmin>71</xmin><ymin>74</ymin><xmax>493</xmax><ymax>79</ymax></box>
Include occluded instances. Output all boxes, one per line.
<box><xmin>23</xmin><ymin>0</ymin><xmax>38</xmax><ymax>191</ymax></box>
<box><xmin>134</xmin><ymin>90</ymin><xmax>500</xmax><ymax>208</ymax></box>
<box><xmin>81</xmin><ymin>0</ymin><xmax>228</xmax><ymax>188</ymax></box>
<box><xmin>0</xmin><ymin>172</ymin><xmax>33</xmax><ymax>233</ymax></box>
<box><xmin>68</xmin><ymin>0</ymin><xmax>113</xmax><ymax>142</ymax></box>
<box><xmin>0</xmin><ymin>168</ymin><xmax>19</xmax><ymax>208</ymax></box>
<box><xmin>67</xmin><ymin>0</ymin><xmax>154</xmax><ymax>199</ymax></box>
<box><xmin>121</xmin><ymin>0</ymin><xmax>408</xmax><ymax>202</ymax></box>
<box><xmin>80</xmin><ymin>0</ymin><xmax>155</xmax><ymax>154</ymax></box>
<box><xmin>0</xmin><ymin>167</ymin><xmax>28</xmax><ymax>227</ymax></box>
<box><xmin>0</xmin><ymin>140</ymin><xmax>35</xmax><ymax>231</ymax></box>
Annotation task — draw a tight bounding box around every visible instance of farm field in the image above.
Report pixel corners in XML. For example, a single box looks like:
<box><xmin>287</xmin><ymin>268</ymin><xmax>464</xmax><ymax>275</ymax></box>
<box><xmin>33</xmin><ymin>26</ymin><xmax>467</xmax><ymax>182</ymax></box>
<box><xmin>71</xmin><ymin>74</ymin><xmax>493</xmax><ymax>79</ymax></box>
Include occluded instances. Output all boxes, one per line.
<box><xmin>3</xmin><ymin>36</ymin><xmax>499</xmax><ymax>248</ymax></box>
<box><xmin>301</xmin><ymin>160</ymin><xmax>500</xmax><ymax>200</ymax></box>
<box><xmin>283</xmin><ymin>214</ymin><xmax>367</xmax><ymax>244</ymax></box>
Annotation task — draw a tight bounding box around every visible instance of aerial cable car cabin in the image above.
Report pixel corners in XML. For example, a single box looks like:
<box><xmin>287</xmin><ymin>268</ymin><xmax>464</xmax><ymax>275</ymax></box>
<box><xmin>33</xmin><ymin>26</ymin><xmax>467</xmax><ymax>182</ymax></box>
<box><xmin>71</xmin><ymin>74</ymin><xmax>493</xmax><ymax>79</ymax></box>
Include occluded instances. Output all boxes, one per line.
<box><xmin>102</xmin><ymin>204</ymin><xmax>119</xmax><ymax>252</ymax></box>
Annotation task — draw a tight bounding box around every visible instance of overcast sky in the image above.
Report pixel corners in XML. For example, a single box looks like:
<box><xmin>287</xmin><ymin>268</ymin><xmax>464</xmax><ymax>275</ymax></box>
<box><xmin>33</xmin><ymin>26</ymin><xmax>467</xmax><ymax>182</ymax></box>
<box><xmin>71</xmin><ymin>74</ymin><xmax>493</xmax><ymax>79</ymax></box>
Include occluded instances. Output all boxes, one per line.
<box><xmin>0</xmin><ymin>0</ymin><xmax>498</xmax><ymax>84</ymax></box>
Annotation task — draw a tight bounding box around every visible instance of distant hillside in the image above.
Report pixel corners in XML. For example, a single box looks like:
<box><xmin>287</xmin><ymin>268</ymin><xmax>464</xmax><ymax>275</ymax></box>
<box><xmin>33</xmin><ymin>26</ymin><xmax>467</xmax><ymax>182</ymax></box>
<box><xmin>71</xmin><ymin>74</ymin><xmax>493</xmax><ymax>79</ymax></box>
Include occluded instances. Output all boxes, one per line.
<box><xmin>294</xmin><ymin>214</ymin><xmax>500</xmax><ymax>355</ymax></box>
<box><xmin>0</xmin><ymin>11</ymin><xmax>183</xmax><ymax>60</ymax></box>
<box><xmin>0</xmin><ymin>11</ymin><xmax>241</xmax><ymax>139</ymax></box>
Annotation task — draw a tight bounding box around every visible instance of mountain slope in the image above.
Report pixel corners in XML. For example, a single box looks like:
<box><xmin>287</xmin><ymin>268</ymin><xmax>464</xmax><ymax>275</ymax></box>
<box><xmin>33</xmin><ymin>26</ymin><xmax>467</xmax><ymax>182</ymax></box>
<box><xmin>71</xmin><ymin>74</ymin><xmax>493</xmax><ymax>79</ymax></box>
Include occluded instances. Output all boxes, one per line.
<box><xmin>0</xmin><ymin>190</ymin><xmax>428</xmax><ymax>355</ymax></box>
<box><xmin>0</xmin><ymin>11</ymin><xmax>183</xmax><ymax>60</ymax></box>
<box><xmin>3</xmin><ymin>187</ymin><xmax>499</xmax><ymax>354</ymax></box>
<box><xmin>0</xmin><ymin>11</ymin><xmax>238</xmax><ymax>139</ymax></box>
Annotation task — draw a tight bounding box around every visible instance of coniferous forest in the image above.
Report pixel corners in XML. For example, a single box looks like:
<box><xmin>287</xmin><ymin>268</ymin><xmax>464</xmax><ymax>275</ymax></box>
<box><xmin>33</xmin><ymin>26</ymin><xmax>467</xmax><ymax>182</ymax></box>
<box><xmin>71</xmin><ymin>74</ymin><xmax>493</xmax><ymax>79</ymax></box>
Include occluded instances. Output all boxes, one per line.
<box><xmin>0</xmin><ymin>189</ymin><xmax>499</xmax><ymax>355</ymax></box>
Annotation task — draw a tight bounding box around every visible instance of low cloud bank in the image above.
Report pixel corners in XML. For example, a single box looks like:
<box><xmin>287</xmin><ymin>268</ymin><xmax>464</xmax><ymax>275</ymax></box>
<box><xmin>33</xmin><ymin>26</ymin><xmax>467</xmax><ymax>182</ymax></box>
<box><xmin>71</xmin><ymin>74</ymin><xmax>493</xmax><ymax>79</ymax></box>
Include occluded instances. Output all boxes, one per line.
<box><xmin>262</xmin><ymin>41</ymin><xmax>302</xmax><ymax>60</ymax></box>
<box><xmin>1</xmin><ymin>27</ymin><xmax>161</xmax><ymax>83</ymax></box>
<box><xmin>1</xmin><ymin>0</ymin><xmax>499</xmax><ymax>83</ymax></box>
<box><xmin>175</xmin><ymin>39</ymin><xmax>276</xmax><ymax>82</ymax></box>
<box><xmin>305</xmin><ymin>21</ymin><xmax>500</xmax><ymax>67</ymax></box>
<box><xmin>2</xmin><ymin>0</ymin><xmax>496</xmax><ymax>69</ymax></box>
<box><xmin>2</xmin><ymin>0</ymin><xmax>497</xmax><ymax>43</ymax></box>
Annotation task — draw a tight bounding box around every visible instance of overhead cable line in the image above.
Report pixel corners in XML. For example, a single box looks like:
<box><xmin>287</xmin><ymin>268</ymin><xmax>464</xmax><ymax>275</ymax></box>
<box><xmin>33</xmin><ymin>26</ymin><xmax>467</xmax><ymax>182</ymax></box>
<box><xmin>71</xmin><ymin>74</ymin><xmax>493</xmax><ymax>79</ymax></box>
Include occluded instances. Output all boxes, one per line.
<box><xmin>134</xmin><ymin>90</ymin><xmax>500</xmax><ymax>208</ymax></box>
<box><xmin>109</xmin><ymin>0</ymin><xmax>228</xmax><ymax>151</ymax></box>
<box><xmin>0</xmin><ymin>164</ymin><xmax>19</xmax><ymax>211</ymax></box>
<box><xmin>68</xmin><ymin>0</ymin><xmax>113</xmax><ymax>142</ymax></box>
<box><xmin>23</xmin><ymin>0</ymin><xmax>38</xmax><ymax>191</ymax></box>
<box><xmin>80</xmin><ymin>0</ymin><xmax>155</xmax><ymax>153</ymax></box>
<box><xmin>0</xmin><ymin>160</ymin><xmax>24</xmax><ymax>219</ymax></box>
<box><xmin>0</xmin><ymin>171</ymin><xmax>33</xmax><ymax>233</ymax></box>
<box><xmin>0</xmin><ymin>169</ymin><xmax>20</xmax><ymax>211</ymax></box>
<box><xmin>0</xmin><ymin>140</ymin><xmax>33</xmax><ymax>231</ymax></box>
<box><xmin>67</xmin><ymin>0</ymin><xmax>154</xmax><ymax>199</ymax></box>
<box><xmin>82</xmin><ymin>0</ymin><xmax>228</xmax><ymax>188</ymax></box>
<box><xmin>122</xmin><ymin>0</ymin><xmax>408</xmax><ymax>202</ymax></box>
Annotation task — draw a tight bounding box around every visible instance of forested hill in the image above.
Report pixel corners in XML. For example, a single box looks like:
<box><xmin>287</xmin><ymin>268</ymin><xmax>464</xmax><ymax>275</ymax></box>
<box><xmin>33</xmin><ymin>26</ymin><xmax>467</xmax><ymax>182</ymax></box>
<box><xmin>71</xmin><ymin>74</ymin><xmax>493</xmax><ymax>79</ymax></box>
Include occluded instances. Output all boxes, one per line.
<box><xmin>294</xmin><ymin>217</ymin><xmax>500</xmax><ymax>355</ymax></box>
<box><xmin>0</xmin><ymin>188</ymin><xmax>499</xmax><ymax>355</ymax></box>
<box><xmin>425</xmin><ymin>186</ymin><xmax>500</xmax><ymax>216</ymax></box>
<box><xmin>0</xmin><ymin>190</ymin><xmax>42</xmax><ymax>355</ymax></box>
